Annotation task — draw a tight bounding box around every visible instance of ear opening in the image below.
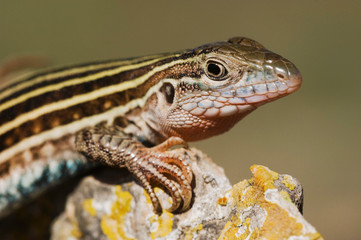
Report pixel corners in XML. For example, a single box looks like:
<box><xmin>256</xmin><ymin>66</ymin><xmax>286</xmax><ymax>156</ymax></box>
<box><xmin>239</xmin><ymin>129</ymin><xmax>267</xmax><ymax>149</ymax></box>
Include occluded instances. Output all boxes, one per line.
<box><xmin>160</xmin><ymin>82</ymin><xmax>175</xmax><ymax>104</ymax></box>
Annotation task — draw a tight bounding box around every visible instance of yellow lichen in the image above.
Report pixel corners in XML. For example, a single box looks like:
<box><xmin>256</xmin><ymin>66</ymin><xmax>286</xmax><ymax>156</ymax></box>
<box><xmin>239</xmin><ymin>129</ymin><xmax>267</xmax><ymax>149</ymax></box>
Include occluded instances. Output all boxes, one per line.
<box><xmin>251</xmin><ymin>165</ymin><xmax>278</xmax><ymax>191</ymax></box>
<box><xmin>100</xmin><ymin>186</ymin><xmax>135</xmax><ymax>240</ymax></box>
<box><xmin>217</xmin><ymin>196</ymin><xmax>228</xmax><ymax>206</ymax></box>
<box><xmin>149</xmin><ymin>211</ymin><xmax>174</xmax><ymax>239</ymax></box>
<box><xmin>280</xmin><ymin>190</ymin><xmax>293</xmax><ymax>203</ymax></box>
<box><xmin>281</xmin><ymin>175</ymin><xmax>296</xmax><ymax>190</ymax></box>
<box><xmin>219</xmin><ymin>220</ymin><xmax>237</xmax><ymax>238</ymax></box>
<box><xmin>185</xmin><ymin>223</ymin><xmax>203</xmax><ymax>240</ymax></box>
<box><xmin>307</xmin><ymin>232</ymin><xmax>324</xmax><ymax>239</ymax></box>
<box><xmin>82</xmin><ymin>199</ymin><xmax>96</xmax><ymax>217</ymax></box>
<box><xmin>219</xmin><ymin>165</ymin><xmax>324</xmax><ymax>239</ymax></box>
<box><xmin>218</xmin><ymin>222</ymin><xmax>233</xmax><ymax>240</ymax></box>
<box><xmin>144</xmin><ymin>187</ymin><xmax>169</xmax><ymax>207</ymax></box>
<box><xmin>143</xmin><ymin>187</ymin><xmax>174</xmax><ymax>239</ymax></box>
<box><xmin>258</xmin><ymin>201</ymin><xmax>304</xmax><ymax>239</ymax></box>
<box><xmin>70</xmin><ymin>220</ymin><xmax>82</xmax><ymax>238</ymax></box>
<box><xmin>234</xmin><ymin>180</ymin><xmax>260</xmax><ymax>210</ymax></box>
<box><xmin>240</xmin><ymin>218</ymin><xmax>252</xmax><ymax>239</ymax></box>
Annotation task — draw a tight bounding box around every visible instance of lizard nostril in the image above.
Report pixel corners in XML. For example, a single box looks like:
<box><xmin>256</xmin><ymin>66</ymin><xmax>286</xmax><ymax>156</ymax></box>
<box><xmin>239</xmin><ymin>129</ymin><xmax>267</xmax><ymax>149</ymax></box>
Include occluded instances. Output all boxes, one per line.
<box><xmin>277</xmin><ymin>74</ymin><xmax>285</xmax><ymax>79</ymax></box>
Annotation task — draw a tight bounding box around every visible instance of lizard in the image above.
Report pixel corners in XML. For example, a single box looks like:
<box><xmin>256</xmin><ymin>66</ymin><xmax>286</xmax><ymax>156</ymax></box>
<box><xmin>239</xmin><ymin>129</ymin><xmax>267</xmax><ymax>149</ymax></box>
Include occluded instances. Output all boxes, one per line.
<box><xmin>0</xmin><ymin>37</ymin><xmax>302</xmax><ymax>216</ymax></box>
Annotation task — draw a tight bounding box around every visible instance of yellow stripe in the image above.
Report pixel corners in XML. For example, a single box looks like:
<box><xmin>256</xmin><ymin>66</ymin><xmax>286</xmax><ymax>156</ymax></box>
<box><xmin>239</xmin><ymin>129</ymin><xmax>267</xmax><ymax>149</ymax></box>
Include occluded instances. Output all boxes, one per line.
<box><xmin>0</xmin><ymin>55</ymin><xmax>177</xmax><ymax>113</ymax></box>
<box><xmin>0</xmin><ymin>53</ymin><xmax>167</xmax><ymax>103</ymax></box>
<box><xmin>0</xmin><ymin>78</ymin><xmax>179</xmax><ymax>163</ymax></box>
<box><xmin>0</xmin><ymin>58</ymin><xmax>193</xmax><ymax>136</ymax></box>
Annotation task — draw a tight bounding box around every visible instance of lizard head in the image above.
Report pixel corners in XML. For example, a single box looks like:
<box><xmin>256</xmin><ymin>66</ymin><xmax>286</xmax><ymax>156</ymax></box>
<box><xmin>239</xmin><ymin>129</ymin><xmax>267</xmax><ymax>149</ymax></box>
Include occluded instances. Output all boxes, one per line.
<box><xmin>143</xmin><ymin>37</ymin><xmax>302</xmax><ymax>142</ymax></box>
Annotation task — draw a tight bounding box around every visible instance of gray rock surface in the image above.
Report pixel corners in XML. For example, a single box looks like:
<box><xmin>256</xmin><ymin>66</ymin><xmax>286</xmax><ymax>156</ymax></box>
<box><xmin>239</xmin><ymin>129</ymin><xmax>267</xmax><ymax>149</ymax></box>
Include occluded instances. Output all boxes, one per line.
<box><xmin>51</xmin><ymin>148</ymin><xmax>323</xmax><ymax>240</ymax></box>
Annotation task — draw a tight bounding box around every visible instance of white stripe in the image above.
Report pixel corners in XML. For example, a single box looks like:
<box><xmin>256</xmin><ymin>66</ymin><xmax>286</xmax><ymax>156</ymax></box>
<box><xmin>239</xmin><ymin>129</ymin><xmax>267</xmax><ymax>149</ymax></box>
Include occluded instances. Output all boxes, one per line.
<box><xmin>0</xmin><ymin>79</ymin><xmax>178</xmax><ymax>163</ymax></box>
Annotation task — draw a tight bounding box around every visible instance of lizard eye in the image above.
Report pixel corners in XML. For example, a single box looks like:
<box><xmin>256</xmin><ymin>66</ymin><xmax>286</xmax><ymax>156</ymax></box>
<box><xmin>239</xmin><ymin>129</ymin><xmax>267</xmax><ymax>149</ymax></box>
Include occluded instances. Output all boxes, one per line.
<box><xmin>206</xmin><ymin>60</ymin><xmax>228</xmax><ymax>80</ymax></box>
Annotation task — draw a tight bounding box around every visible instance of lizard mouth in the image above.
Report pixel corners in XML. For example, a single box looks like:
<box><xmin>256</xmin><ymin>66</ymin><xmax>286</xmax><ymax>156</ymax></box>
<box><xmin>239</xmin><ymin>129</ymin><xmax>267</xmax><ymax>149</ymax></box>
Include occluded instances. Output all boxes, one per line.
<box><xmin>180</xmin><ymin>71</ymin><xmax>302</xmax><ymax>119</ymax></box>
<box><xmin>241</xmin><ymin>71</ymin><xmax>302</xmax><ymax>105</ymax></box>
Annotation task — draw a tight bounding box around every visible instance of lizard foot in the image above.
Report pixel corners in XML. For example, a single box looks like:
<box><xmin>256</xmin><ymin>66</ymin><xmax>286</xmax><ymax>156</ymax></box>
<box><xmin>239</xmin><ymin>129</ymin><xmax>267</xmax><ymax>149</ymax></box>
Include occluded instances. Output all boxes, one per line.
<box><xmin>76</xmin><ymin>128</ymin><xmax>194</xmax><ymax>214</ymax></box>
<box><xmin>127</xmin><ymin>137</ymin><xmax>193</xmax><ymax>214</ymax></box>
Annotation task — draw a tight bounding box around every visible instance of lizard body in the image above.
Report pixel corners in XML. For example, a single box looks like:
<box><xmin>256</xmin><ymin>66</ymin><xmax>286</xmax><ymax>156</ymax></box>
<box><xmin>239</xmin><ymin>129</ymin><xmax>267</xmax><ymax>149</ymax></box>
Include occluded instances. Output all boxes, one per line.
<box><xmin>0</xmin><ymin>37</ymin><xmax>302</xmax><ymax>215</ymax></box>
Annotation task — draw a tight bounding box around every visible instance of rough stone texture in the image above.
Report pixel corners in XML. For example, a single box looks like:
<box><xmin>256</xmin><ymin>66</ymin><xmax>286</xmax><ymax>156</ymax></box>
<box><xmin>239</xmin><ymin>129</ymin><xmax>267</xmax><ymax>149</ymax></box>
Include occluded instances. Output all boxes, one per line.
<box><xmin>218</xmin><ymin>165</ymin><xmax>322</xmax><ymax>240</ymax></box>
<box><xmin>51</xmin><ymin>148</ymin><xmax>323</xmax><ymax>240</ymax></box>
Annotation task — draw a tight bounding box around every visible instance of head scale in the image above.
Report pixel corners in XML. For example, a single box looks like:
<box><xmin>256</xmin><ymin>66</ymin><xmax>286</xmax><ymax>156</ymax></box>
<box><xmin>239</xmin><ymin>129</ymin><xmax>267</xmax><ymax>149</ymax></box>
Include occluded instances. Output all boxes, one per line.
<box><xmin>142</xmin><ymin>37</ymin><xmax>302</xmax><ymax>142</ymax></box>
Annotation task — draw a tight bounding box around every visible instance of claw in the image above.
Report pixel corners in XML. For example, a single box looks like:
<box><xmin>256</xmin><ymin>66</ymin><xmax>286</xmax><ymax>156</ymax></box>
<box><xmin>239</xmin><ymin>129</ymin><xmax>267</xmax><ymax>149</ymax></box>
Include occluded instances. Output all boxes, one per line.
<box><xmin>138</xmin><ymin>170</ymin><xmax>162</xmax><ymax>214</ymax></box>
<box><xmin>148</xmin><ymin>155</ymin><xmax>193</xmax><ymax>212</ymax></box>
<box><xmin>157</xmin><ymin>153</ymin><xmax>193</xmax><ymax>186</ymax></box>
<box><xmin>127</xmin><ymin>138</ymin><xmax>193</xmax><ymax>214</ymax></box>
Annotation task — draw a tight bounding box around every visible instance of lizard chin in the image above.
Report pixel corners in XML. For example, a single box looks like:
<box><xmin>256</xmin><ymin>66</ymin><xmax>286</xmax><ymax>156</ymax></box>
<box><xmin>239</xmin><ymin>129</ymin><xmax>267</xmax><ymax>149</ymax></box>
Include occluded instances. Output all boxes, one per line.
<box><xmin>161</xmin><ymin>103</ymin><xmax>257</xmax><ymax>142</ymax></box>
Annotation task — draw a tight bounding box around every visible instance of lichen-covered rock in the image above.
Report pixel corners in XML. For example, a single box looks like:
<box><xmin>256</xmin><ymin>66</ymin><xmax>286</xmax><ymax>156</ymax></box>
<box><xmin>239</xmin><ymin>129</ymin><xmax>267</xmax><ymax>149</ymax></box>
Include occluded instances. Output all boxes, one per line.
<box><xmin>218</xmin><ymin>165</ymin><xmax>323</xmax><ymax>240</ymax></box>
<box><xmin>51</xmin><ymin>148</ymin><xmax>323</xmax><ymax>240</ymax></box>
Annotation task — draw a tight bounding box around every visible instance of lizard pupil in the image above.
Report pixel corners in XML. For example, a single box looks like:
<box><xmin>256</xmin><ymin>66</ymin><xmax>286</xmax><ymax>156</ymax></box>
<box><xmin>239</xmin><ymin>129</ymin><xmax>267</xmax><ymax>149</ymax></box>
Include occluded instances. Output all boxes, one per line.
<box><xmin>207</xmin><ymin>63</ymin><xmax>221</xmax><ymax>76</ymax></box>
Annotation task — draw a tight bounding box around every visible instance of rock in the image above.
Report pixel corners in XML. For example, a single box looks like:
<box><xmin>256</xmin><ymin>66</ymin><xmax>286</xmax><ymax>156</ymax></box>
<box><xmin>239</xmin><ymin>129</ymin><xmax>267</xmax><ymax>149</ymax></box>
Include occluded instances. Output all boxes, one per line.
<box><xmin>218</xmin><ymin>165</ymin><xmax>322</xmax><ymax>240</ymax></box>
<box><xmin>51</xmin><ymin>148</ymin><xmax>323</xmax><ymax>240</ymax></box>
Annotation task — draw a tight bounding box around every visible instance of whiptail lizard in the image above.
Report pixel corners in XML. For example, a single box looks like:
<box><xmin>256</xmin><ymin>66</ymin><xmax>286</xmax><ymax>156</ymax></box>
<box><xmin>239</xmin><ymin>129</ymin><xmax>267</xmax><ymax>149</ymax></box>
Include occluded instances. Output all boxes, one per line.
<box><xmin>0</xmin><ymin>37</ymin><xmax>302</xmax><ymax>216</ymax></box>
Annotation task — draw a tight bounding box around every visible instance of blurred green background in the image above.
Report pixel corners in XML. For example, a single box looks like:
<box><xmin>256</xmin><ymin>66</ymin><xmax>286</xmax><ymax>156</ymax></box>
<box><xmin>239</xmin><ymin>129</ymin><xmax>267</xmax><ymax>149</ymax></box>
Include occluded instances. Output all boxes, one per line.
<box><xmin>0</xmin><ymin>1</ymin><xmax>360</xmax><ymax>239</ymax></box>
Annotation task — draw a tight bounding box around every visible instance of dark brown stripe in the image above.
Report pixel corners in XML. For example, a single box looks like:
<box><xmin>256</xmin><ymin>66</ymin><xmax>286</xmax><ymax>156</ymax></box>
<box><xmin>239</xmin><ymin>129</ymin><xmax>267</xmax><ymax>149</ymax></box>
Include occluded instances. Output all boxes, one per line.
<box><xmin>0</xmin><ymin>160</ymin><xmax>10</xmax><ymax>177</ymax></box>
<box><xmin>0</xmin><ymin>61</ymin><xmax>201</xmax><ymax>152</ymax></box>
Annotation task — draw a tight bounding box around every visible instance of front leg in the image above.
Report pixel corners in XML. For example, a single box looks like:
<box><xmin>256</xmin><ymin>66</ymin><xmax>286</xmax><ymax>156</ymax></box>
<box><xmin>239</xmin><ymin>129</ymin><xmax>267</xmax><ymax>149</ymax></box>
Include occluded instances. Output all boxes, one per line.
<box><xmin>75</xmin><ymin>127</ymin><xmax>193</xmax><ymax>214</ymax></box>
